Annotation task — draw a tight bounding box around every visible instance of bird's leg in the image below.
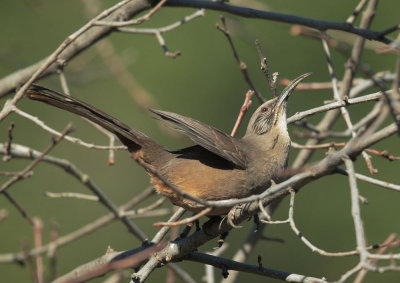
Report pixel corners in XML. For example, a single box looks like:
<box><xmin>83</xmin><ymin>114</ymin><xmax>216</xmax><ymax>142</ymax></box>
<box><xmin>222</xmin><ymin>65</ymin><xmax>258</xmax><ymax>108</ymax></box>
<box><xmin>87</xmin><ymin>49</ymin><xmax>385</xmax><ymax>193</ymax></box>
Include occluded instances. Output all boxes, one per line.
<box><xmin>177</xmin><ymin>220</ymin><xmax>194</xmax><ymax>239</ymax></box>
<box><xmin>195</xmin><ymin>219</ymin><xmax>201</xmax><ymax>231</ymax></box>
<box><xmin>253</xmin><ymin>214</ymin><xmax>261</xmax><ymax>232</ymax></box>
<box><xmin>217</xmin><ymin>231</ymin><xmax>229</xmax><ymax>248</ymax></box>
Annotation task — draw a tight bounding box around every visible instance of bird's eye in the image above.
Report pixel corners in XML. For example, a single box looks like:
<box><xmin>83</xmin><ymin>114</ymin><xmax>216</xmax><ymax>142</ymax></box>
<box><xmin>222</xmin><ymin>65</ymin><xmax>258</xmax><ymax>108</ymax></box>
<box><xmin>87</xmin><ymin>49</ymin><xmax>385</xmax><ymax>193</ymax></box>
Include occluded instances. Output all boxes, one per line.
<box><xmin>261</xmin><ymin>107</ymin><xmax>267</xmax><ymax>113</ymax></box>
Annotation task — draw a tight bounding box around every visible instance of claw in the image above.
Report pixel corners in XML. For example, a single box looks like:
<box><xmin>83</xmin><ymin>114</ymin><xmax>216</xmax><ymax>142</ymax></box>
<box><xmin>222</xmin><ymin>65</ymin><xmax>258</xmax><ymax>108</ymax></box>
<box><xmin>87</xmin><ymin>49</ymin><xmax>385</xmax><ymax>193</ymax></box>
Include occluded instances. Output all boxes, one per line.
<box><xmin>226</xmin><ymin>204</ymin><xmax>243</xmax><ymax>228</ymax></box>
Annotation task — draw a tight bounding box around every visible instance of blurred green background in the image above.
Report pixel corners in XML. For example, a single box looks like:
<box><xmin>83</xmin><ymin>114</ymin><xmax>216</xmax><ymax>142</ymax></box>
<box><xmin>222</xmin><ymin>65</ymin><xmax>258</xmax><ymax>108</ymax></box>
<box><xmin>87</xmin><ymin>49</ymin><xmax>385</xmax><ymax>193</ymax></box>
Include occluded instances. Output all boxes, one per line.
<box><xmin>0</xmin><ymin>0</ymin><xmax>399</xmax><ymax>282</ymax></box>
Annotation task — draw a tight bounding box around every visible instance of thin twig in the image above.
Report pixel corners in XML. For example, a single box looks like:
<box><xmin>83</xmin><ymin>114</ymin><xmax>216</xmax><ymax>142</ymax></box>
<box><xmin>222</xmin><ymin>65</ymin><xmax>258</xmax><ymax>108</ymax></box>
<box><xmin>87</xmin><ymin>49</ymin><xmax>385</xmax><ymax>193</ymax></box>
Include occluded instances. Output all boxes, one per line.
<box><xmin>292</xmin><ymin>142</ymin><xmax>400</xmax><ymax>161</ymax></box>
<box><xmin>4</xmin><ymin>122</ymin><xmax>15</xmax><ymax>160</ymax></box>
<box><xmin>154</xmin><ymin>208</ymin><xmax>212</xmax><ymax>227</ymax></box>
<box><xmin>121</xmin><ymin>197</ymin><xmax>167</xmax><ymax>217</ymax></box>
<box><xmin>48</xmin><ymin>222</ymin><xmax>59</xmax><ymax>282</ymax></box>
<box><xmin>33</xmin><ymin>218</ymin><xmax>44</xmax><ymax>283</ymax></box>
<box><xmin>14</xmin><ymin>106</ymin><xmax>126</xmax><ymax>150</ymax></box>
<box><xmin>57</xmin><ymin>69</ymin><xmax>118</xmax><ymax>164</ymax></box>
<box><xmin>343</xmin><ymin>157</ymin><xmax>370</xmax><ymax>267</ymax></box>
<box><xmin>0</xmin><ymin>187</ymin><xmax>156</xmax><ymax>264</ymax></box>
<box><xmin>44</xmin><ymin>191</ymin><xmax>99</xmax><ymax>201</ymax></box>
<box><xmin>117</xmin><ymin>9</ymin><xmax>205</xmax><ymax>58</ymax></box>
<box><xmin>0</xmin><ymin>0</ymin><xmax>134</xmax><ymax>120</ymax></box>
<box><xmin>0</xmin><ymin>209</ymin><xmax>8</xmax><ymax>222</ymax></box>
<box><xmin>346</xmin><ymin>0</ymin><xmax>369</xmax><ymax>24</ymax></box>
<box><xmin>321</xmin><ymin>31</ymin><xmax>378</xmax><ymax>174</ymax></box>
<box><xmin>336</xmin><ymin>168</ymin><xmax>400</xmax><ymax>192</ymax></box>
<box><xmin>231</xmin><ymin>90</ymin><xmax>253</xmax><ymax>136</ymax></box>
<box><xmin>255</xmin><ymin>40</ymin><xmax>277</xmax><ymax>97</ymax></box>
<box><xmin>216</xmin><ymin>15</ymin><xmax>264</xmax><ymax>104</ymax></box>
<box><xmin>0</xmin><ymin>124</ymin><xmax>73</xmax><ymax>193</ymax></box>
<box><xmin>94</xmin><ymin>0</ymin><xmax>167</xmax><ymax>27</ymax></box>
<box><xmin>354</xmin><ymin>234</ymin><xmax>400</xmax><ymax>283</ymax></box>
<box><xmin>287</xmin><ymin>90</ymin><xmax>384</xmax><ymax>124</ymax></box>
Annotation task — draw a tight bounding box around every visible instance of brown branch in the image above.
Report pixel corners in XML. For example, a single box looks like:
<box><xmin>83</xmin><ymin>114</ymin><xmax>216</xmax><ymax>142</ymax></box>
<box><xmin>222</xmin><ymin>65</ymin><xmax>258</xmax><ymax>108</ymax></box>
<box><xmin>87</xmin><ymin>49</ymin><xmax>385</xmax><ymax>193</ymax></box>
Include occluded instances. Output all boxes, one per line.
<box><xmin>230</xmin><ymin>90</ymin><xmax>253</xmax><ymax>137</ymax></box>
<box><xmin>2</xmin><ymin>191</ymin><xmax>35</xmax><ymax>226</ymax></box>
<box><xmin>4</xmin><ymin>122</ymin><xmax>15</xmax><ymax>160</ymax></box>
<box><xmin>216</xmin><ymin>15</ymin><xmax>264</xmax><ymax>104</ymax></box>
<box><xmin>33</xmin><ymin>218</ymin><xmax>44</xmax><ymax>283</ymax></box>
<box><xmin>48</xmin><ymin>222</ymin><xmax>59</xmax><ymax>282</ymax></box>
<box><xmin>292</xmin><ymin>142</ymin><xmax>399</xmax><ymax>162</ymax></box>
<box><xmin>364</xmin><ymin>148</ymin><xmax>400</xmax><ymax>161</ymax></box>
<box><xmin>255</xmin><ymin>40</ymin><xmax>277</xmax><ymax>97</ymax></box>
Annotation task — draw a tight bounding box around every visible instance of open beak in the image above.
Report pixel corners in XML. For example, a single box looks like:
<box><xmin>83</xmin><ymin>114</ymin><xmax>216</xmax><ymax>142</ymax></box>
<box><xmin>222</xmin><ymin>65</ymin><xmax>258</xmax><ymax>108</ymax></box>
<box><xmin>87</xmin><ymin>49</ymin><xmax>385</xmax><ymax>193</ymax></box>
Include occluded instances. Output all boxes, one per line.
<box><xmin>276</xmin><ymin>72</ymin><xmax>311</xmax><ymax>109</ymax></box>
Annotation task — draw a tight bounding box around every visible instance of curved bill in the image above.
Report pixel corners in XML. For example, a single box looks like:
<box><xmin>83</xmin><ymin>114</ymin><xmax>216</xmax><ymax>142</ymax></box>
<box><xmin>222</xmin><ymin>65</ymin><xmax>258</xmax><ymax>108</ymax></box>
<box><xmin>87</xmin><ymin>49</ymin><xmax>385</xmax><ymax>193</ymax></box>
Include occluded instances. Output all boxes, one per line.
<box><xmin>277</xmin><ymin>73</ymin><xmax>312</xmax><ymax>108</ymax></box>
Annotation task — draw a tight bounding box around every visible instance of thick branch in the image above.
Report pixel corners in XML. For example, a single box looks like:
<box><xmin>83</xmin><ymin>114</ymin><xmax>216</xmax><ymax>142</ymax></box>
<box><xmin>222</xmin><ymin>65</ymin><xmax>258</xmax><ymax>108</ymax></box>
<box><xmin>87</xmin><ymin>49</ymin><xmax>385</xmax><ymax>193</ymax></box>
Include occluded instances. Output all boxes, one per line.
<box><xmin>166</xmin><ymin>0</ymin><xmax>394</xmax><ymax>43</ymax></box>
<box><xmin>186</xmin><ymin>252</ymin><xmax>326</xmax><ymax>282</ymax></box>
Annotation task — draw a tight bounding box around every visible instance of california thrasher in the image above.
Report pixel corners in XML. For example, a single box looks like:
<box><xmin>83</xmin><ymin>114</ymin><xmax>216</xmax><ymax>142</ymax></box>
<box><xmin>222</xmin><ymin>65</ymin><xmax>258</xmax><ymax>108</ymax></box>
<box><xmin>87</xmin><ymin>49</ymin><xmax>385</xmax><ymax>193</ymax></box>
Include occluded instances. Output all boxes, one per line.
<box><xmin>26</xmin><ymin>73</ymin><xmax>310</xmax><ymax>215</ymax></box>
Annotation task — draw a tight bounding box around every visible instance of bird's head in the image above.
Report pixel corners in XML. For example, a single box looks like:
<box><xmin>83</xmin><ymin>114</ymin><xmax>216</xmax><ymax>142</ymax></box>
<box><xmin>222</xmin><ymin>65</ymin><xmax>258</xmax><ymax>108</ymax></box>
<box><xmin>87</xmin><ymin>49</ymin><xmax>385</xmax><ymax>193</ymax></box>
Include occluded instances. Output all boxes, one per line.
<box><xmin>245</xmin><ymin>73</ymin><xmax>311</xmax><ymax>136</ymax></box>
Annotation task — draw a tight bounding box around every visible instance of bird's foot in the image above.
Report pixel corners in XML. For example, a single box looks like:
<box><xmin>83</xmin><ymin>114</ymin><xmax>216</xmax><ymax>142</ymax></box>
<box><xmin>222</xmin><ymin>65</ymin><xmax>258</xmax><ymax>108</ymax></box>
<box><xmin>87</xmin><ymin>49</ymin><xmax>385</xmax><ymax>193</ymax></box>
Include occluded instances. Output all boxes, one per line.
<box><xmin>226</xmin><ymin>204</ymin><xmax>244</xmax><ymax>229</ymax></box>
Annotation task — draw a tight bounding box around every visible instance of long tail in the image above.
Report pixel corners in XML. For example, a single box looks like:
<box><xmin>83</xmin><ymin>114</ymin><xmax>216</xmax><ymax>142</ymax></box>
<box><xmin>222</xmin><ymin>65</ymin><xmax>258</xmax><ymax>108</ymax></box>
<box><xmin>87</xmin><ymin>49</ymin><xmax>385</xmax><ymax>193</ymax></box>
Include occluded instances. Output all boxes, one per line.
<box><xmin>26</xmin><ymin>85</ymin><xmax>158</xmax><ymax>153</ymax></box>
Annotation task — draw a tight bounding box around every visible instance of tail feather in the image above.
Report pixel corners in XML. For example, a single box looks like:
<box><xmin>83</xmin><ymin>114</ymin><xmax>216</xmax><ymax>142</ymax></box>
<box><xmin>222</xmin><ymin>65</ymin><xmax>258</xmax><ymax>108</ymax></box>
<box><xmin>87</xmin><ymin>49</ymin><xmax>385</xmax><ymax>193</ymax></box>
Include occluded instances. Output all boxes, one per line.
<box><xmin>26</xmin><ymin>85</ymin><xmax>156</xmax><ymax>153</ymax></box>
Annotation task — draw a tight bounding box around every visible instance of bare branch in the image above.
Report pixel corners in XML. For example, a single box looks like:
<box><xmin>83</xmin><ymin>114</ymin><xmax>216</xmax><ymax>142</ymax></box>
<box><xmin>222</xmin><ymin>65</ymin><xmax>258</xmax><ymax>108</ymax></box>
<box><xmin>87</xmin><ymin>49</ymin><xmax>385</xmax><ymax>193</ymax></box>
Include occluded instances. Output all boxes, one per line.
<box><xmin>186</xmin><ymin>252</ymin><xmax>327</xmax><ymax>283</ymax></box>
<box><xmin>45</xmin><ymin>192</ymin><xmax>99</xmax><ymax>201</ymax></box>
<box><xmin>13</xmin><ymin>106</ymin><xmax>126</xmax><ymax>150</ymax></box>
<box><xmin>94</xmin><ymin>0</ymin><xmax>167</xmax><ymax>27</ymax></box>
<box><xmin>117</xmin><ymin>9</ymin><xmax>205</xmax><ymax>58</ymax></box>
<box><xmin>154</xmin><ymin>208</ymin><xmax>212</xmax><ymax>227</ymax></box>
<box><xmin>0</xmin><ymin>124</ymin><xmax>73</xmax><ymax>193</ymax></box>
<box><xmin>216</xmin><ymin>16</ymin><xmax>264</xmax><ymax>103</ymax></box>
<box><xmin>166</xmin><ymin>0</ymin><xmax>394</xmax><ymax>43</ymax></box>
<box><xmin>0</xmin><ymin>0</ymin><xmax>154</xmax><ymax>97</ymax></box>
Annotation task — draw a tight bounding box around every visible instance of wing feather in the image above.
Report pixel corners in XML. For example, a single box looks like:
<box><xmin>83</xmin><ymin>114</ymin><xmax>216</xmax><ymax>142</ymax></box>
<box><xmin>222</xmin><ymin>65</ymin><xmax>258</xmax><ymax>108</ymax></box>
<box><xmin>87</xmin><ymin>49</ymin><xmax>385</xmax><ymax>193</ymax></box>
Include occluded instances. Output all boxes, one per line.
<box><xmin>150</xmin><ymin>109</ymin><xmax>247</xmax><ymax>169</ymax></box>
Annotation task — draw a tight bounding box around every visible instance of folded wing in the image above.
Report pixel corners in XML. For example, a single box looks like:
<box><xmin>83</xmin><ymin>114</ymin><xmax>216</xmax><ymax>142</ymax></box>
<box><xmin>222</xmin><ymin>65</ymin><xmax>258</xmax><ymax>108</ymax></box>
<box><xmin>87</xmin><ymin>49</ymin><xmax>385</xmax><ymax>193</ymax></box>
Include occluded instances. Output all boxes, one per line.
<box><xmin>150</xmin><ymin>109</ymin><xmax>247</xmax><ymax>169</ymax></box>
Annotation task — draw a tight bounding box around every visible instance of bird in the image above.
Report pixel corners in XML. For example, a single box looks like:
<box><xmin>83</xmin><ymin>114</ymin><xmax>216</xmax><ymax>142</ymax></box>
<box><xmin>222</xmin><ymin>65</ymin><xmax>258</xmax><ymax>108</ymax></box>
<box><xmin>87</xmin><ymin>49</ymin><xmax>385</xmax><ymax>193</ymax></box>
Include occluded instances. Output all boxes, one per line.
<box><xmin>26</xmin><ymin>73</ymin><xmax>310</xmax><ymax>215</ymax></box>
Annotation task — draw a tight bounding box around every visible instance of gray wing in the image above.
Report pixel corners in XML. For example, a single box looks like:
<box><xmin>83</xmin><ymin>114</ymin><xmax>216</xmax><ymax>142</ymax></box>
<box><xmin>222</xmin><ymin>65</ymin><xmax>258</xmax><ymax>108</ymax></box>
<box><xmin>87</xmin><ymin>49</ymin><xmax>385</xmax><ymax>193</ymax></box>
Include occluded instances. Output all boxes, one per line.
<box><xmin>150</xmin><ymin>109</ymin><xmax>247</xmax><ymax>169</ymax></box>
